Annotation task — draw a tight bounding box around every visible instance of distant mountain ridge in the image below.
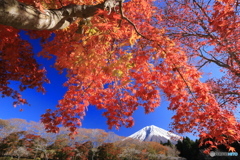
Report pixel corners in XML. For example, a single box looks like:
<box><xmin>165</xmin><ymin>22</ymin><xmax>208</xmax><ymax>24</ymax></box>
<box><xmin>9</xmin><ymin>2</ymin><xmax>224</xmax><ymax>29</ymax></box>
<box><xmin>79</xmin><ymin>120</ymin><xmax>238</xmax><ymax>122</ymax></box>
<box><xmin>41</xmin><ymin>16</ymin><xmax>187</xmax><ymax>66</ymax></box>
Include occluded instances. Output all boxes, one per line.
<box><xmin>126</xmin><ymin>125</ymin><xmax>182</xmax><ymax>144</ymax></box>
<box><xmin>0</xmin><ymin>118</ymin><xmax>124</xmax><ymax>147</ymax></box>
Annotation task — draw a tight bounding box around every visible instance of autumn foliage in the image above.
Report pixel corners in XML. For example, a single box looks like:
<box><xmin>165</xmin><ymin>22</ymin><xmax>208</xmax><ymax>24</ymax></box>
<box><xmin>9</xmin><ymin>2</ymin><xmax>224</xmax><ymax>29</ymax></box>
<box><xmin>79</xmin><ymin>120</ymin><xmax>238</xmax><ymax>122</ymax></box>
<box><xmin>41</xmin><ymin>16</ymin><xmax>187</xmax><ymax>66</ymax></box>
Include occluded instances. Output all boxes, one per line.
<box><xmin>0</xmin><ymin>119</ymin><xmax>180</xmax><ymax>159</ymax></box>
<box><xmin>0</xmin><ymin>0</ymin><xmax>239</xmax><ymax>152</ymax></box>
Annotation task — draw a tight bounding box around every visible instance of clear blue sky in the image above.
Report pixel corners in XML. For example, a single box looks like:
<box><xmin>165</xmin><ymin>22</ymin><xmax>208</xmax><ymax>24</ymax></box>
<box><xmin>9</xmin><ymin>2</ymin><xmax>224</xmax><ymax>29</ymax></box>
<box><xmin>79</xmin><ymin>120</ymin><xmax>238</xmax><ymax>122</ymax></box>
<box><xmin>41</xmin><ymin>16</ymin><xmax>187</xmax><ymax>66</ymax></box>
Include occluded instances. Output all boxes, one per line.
<box><xmin>0</xmin><ymin>31</ymin><xmax>199</xmax><ymax>140</ymax></box>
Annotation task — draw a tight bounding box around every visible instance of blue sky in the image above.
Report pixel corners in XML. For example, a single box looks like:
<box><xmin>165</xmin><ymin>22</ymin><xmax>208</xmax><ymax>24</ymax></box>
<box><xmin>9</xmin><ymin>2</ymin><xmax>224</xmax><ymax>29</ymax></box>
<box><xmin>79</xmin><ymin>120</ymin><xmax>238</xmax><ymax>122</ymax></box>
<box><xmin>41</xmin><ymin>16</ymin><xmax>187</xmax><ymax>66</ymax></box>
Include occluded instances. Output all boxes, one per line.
<box><xmin>0</xmin><ymin>32</ymin><xmax>200</xmax><ymax>140</ymax></box>
<box><xmin>0</xmin><ymin>81</ymin><xmax>179</xmax><ymax>138</ymax></box>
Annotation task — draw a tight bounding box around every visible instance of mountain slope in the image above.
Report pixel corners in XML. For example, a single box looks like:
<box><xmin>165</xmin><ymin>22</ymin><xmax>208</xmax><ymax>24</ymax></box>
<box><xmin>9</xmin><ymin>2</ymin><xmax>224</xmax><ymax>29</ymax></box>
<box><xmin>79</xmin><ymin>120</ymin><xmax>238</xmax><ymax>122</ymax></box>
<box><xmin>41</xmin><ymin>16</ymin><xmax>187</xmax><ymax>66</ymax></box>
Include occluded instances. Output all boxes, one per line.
<box><xmin>0</xmin><ymin>118</ymin><xmax>124</xmax><ymax>146</ymax></box>
<box><xmin>126</xmin><ymin>125</ymin><xmax>182</xmax><ymax>144</ymax></box>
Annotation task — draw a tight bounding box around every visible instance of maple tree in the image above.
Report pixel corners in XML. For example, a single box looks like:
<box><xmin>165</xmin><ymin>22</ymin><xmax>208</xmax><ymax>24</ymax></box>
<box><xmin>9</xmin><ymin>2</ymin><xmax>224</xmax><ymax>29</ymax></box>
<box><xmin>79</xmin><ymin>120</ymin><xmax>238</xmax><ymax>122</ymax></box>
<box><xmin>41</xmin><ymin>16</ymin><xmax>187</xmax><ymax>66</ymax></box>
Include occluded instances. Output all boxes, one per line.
<box><xmin>0</xmin><ymin>0</ymin><xmax>239</xmax><ymax>152</ymax></box>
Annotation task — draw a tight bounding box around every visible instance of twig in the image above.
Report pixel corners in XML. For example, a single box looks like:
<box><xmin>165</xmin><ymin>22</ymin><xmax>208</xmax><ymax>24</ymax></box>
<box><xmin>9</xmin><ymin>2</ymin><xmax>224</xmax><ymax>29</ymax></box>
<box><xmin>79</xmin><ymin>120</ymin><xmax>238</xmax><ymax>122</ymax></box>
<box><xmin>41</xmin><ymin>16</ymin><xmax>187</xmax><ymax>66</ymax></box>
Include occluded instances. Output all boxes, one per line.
<box><xmin>118</xmin><ymin>0</ymin><xmax>149</xmax><ymax>40</ymax></box>
<box><xmin>173</xmin><ymin>64</ymin><xmax>203</xmax><ymax>109</ymax></box>
<box><xmin>192</xmin><ymin>0</ymin><xmax>211</xmax><ymax>21</ymax></box>
<box><xmin>197</xmin><ymin>61</ymin><xmax>210</xmax><ymax>70</ymax></box>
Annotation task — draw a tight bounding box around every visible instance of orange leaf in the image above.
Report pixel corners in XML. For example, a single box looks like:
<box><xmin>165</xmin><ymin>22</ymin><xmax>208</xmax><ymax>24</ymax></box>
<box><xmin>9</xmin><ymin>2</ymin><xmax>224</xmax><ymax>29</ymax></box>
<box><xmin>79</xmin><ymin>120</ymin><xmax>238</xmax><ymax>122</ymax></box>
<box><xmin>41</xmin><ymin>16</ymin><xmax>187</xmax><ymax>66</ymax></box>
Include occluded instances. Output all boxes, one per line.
<box><xmin>228</xmin><ymin>147</ymin><xmax>236</xmax><ymax>152</ymax></box>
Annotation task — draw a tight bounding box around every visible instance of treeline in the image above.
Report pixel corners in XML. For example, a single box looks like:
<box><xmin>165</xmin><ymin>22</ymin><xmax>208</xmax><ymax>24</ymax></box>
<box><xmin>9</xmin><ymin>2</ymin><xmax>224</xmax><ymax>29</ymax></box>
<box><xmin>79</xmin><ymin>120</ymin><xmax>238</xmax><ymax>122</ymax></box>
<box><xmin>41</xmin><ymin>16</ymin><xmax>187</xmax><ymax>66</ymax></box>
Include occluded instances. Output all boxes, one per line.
<box><xmin>0</xmin><ymin>131</ymin><xmax>182</xmax><ymax>160</ymax></box>
<box><xmin>176</xmin><ymin>137</ymin><xmax>240</xmax><ymax>160</ymax></box>
<box><xmin>0</xmin><ymin>119</ymin><xmax>183</xmax><ymax>160</ymax></box>
<box><xmin>4</xmin><ymin>118</ymin><xmax>240</xmax><ymax>160</ymax></box>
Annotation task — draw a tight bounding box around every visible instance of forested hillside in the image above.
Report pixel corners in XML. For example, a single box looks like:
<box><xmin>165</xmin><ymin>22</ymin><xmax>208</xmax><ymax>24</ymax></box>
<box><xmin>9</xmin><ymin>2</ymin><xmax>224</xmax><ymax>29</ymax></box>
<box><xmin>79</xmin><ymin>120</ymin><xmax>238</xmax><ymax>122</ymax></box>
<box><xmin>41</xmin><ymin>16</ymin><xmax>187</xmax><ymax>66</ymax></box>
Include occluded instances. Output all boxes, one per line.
<box><xmin>0</xmin><ymin>119</ymin><xmax>183</xmax><ymax>159</ymax></box>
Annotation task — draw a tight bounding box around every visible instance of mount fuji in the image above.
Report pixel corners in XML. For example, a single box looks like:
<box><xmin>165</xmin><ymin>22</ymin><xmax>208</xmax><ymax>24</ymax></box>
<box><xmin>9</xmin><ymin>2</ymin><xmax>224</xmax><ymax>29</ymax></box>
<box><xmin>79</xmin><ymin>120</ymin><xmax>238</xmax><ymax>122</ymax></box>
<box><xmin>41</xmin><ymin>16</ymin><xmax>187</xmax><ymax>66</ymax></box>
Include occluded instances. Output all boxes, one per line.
<box><xmin>126</xmin><ymin>125</ymin><xmax>182</xmax><ymax>144</ymax></box>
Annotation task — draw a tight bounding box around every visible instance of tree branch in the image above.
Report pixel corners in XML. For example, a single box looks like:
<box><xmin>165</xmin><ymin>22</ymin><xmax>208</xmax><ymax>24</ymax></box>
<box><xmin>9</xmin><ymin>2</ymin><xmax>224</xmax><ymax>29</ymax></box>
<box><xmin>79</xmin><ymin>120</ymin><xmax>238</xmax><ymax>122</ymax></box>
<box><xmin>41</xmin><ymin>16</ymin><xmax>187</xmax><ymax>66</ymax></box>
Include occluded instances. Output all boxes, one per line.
<box><xmin>118</xmin><ymin>0</ymin><xmax>149</xmax><ymax>40</ymax></box>
<box><xmin>0</xmin><ymin>0</ymin><xmax>104</xmax><ymax>30</ymax></box>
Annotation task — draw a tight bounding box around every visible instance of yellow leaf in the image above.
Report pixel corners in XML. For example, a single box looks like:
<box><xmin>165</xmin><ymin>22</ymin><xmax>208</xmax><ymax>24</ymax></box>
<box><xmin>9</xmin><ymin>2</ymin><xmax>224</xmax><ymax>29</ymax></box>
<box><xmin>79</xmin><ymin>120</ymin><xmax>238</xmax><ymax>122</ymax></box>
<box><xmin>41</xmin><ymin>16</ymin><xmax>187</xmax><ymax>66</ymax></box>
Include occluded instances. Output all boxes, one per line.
<box><xmin>112</xmin><ymin>69</ymin><xmax>123</xmax><ymax>77</ymax></box>
<box><xmin>129</xmin><ymin>30</ymin><xmax>140</xmax><ymax>47</ymax></box>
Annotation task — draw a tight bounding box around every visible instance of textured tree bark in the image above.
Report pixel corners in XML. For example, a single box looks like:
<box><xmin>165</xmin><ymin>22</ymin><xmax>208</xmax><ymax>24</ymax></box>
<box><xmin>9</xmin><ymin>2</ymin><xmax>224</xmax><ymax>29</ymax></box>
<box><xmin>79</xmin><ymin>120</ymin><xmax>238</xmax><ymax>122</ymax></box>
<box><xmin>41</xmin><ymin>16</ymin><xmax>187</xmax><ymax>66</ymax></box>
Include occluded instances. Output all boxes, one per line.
<box><xmin>0</xmin><ymin>0</ymin><xmax>105</xmax><ymax>30</ymax></box>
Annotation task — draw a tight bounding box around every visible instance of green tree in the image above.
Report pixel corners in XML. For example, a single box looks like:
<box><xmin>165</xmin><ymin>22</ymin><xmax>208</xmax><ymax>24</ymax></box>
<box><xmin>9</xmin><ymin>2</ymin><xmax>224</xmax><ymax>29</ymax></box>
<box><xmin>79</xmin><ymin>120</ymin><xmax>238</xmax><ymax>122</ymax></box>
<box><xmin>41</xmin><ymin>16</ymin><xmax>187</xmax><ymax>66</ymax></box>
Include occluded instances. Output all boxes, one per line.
<box><xmin>161</xmin><ymin>140</ymin><xmax>173</xmax><ymax>148</ymax></box>
<box><xmin>176</xmin><ymin>137</ymin><xmax>199</xmax><ymax>160</ymax></box>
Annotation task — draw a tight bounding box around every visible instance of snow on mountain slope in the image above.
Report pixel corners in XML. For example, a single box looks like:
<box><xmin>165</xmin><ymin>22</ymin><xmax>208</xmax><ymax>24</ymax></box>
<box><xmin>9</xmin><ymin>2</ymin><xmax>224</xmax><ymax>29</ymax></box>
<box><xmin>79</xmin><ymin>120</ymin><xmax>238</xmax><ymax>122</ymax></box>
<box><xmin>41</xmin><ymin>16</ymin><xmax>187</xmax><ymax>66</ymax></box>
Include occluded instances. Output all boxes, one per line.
<box><xmin>126</xmin><ymin>125</ymin><xmax>182</xmax><ymax>144</ymax></box>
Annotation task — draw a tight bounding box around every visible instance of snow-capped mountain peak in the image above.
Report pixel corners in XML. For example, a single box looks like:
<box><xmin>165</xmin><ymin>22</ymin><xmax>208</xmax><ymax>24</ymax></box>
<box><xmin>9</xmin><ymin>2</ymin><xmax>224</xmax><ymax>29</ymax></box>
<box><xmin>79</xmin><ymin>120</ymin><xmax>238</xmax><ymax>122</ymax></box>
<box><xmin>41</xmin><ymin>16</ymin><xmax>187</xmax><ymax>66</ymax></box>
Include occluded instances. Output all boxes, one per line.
<box><xmin>126</xmin><ymin>125</ymin><xmax>182</xmax><ymax>144</ymax></box>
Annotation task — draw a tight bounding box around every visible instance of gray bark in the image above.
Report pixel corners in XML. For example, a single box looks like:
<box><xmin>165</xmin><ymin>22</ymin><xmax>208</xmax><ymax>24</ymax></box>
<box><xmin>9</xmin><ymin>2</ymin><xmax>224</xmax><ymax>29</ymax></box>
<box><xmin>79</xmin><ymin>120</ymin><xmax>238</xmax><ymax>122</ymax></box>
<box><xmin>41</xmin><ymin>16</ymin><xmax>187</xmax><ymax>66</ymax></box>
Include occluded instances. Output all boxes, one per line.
<box><xmin>0</xmin><ymin>0</ymin><xmax>105</xmax><ymax>30</ymax></box>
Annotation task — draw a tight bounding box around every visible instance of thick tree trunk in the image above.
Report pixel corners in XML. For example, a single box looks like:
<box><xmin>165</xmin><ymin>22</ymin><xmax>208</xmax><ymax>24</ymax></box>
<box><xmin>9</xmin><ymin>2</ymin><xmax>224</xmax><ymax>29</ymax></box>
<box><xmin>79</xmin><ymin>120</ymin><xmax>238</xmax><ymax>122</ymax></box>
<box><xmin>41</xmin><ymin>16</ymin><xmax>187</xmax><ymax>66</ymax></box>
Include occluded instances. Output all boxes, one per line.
<box><xmin>0</xmin><ymin>0</ymin><xmax>105</xmax><ymax>30</ymax></box>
